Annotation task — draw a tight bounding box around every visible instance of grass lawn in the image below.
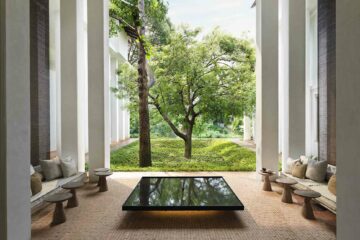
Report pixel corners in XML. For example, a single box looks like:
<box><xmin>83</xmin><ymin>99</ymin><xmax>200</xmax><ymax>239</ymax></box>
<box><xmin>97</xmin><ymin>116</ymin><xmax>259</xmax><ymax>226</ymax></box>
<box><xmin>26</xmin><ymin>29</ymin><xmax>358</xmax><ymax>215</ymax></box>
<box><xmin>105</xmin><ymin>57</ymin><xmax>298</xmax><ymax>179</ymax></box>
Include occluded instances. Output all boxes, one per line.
<box><xmin>110</xmin><ymin>139</ymin><xmax>256</xmax><ymax>171</ymax></box>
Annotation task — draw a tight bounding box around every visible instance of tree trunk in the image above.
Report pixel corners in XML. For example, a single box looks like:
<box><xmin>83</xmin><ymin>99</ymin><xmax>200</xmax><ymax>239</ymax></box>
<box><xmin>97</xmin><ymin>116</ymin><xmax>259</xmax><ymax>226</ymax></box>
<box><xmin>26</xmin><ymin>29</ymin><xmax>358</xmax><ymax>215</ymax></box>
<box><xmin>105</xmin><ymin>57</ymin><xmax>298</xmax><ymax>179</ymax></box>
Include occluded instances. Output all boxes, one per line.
<box><xmin>137</xmin><ymin>0</ymin><xmax>151</xmax><ymax>167</ymax></box>
<box><xmin>184</xmin><ymin>128</ymin><xmax>193</xmax><ymax>159</ymax></box>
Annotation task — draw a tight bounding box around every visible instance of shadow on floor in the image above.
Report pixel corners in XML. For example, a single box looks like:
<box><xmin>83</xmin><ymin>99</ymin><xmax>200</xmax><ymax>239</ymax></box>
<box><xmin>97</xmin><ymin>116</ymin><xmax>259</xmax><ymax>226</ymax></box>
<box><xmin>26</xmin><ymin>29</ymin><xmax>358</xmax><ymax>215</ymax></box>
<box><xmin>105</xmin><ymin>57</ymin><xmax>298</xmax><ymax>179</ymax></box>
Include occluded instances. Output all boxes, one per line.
<box><xmin>118</xmin><ymin>210</ymin><xmax>249</xmax><ymax>229</ymax></box>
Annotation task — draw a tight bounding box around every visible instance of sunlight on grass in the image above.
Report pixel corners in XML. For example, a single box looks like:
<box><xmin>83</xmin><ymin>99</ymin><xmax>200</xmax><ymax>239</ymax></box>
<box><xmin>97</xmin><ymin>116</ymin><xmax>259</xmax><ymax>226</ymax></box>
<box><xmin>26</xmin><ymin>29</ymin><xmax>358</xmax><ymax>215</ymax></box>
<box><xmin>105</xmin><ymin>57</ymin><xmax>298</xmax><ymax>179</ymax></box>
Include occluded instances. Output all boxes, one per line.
<box><xmin>110</xmin><ymin>139</ymin><xmax>256</xmax><ymax>171</ymax></box>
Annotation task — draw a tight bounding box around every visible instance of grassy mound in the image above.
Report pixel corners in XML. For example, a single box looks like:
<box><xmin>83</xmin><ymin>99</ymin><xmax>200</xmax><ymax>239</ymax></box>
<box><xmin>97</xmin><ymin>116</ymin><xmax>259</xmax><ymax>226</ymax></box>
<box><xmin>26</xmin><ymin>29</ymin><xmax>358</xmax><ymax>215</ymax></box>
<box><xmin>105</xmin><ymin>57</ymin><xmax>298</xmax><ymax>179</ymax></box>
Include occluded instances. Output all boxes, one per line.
<box><xmin>110</xmin><ymin>139</ymin><xmax>256</xmax><ymax>171</ymax></box>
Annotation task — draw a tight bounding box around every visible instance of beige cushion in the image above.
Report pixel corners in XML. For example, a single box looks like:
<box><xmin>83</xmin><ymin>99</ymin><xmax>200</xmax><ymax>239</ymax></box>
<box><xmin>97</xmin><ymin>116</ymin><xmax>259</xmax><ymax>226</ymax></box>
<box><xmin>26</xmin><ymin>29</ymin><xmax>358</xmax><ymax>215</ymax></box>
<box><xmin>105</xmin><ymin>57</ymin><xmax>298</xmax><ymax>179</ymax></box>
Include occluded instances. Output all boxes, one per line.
<box><xmin>285</xmin><ymin>158</ymin><xmax>300</xmax><ymax>174</ymax></box>
<box><xmin>60</xmin><ymin>156</ymin><xmax>77</xmax><ymax>178</ymax></box>
<box><xmin>31</xmin><ymin>172</ymin><xmax>42</xmax><ymax>195</ymax></box>
<box><xmin>305</xmin><ymin>159</ymin><xmax>328</xmax><ymax>182</ymax></box>
<box><xmin>292</xmin><ymin>162</ymin><xmax>307</xmax><ymax>179</ymax></box>
<box><xmin>328</xmin><ymin>175</ymin><xmax>336</xmax><ymax>196</ymax></box>
<box><xmin>40</xmin><ymin>159</ymin><xmax>63</xmax><ymax>181</ymax></box>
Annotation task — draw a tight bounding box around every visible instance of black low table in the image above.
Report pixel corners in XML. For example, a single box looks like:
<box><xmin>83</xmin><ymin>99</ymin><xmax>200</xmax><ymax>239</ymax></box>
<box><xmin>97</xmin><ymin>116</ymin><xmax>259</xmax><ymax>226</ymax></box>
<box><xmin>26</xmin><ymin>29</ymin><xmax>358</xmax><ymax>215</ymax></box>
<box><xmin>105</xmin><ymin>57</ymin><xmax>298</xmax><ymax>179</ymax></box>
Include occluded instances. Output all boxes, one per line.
<box><xmin>122</xmin><ymin>177</ymin><xmax>244</xmax><ymax>211</ymax></box>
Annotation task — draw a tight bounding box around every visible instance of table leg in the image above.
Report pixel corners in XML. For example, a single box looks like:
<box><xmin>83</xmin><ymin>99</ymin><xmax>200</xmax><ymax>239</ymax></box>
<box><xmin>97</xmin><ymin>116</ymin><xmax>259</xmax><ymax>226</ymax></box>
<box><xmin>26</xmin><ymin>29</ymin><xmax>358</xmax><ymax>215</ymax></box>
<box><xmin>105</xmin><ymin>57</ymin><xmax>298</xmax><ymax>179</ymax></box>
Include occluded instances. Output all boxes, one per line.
<box><xmin>99</xmin><ymin>176</ymin><xmax>108</xmax><ymax>192</ymax></box>
<box><xmin>67</xmin><ymin>189</ymin><xmax>78</xmax><ymax>208</ymax></box>
<box><xmin>52</xmin><ymin>202</ymin><xmax>66</xmax><ymax>225</ymax></box>
<box><xmin>281</xmin><ymin>185</ymin><xmax>293</xmax><ymax>203</ymax></box>
<box><xmin>302</xmin><ymin>197</ymin><xmax>315</xmax><ymax>219</ymax></box>
<box><xmin>263</xmin><ymin>175</ymin><xmax>272</xmax><ymax>191</ymax></box>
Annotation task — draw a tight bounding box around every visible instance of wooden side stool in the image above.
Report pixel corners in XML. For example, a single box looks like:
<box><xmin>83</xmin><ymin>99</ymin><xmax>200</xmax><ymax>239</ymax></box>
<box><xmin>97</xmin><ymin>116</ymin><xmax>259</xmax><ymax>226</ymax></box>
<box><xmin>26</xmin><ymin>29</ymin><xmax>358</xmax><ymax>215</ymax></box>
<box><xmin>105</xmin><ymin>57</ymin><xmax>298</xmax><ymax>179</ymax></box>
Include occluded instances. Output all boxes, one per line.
<box><xmin>276</xmin><ymin>178</ymin><xmax>297</xmax><ymax>203</ymax></box>
<box><xmin>94</xmin><ymin>168</ymin><xmax>110</xmax><ymax>186</ymax></box>
<box><xmin>259</xmin><ymin>170</ymin><xmax>274</xmax><ymax>191</ymax></box>
<box><xmin>95</xmin><ymin>171</ymin><xmax>113</xmax><ymax>192</ymax></box>
<box><xmin>44</xmin><ymin>193</ymin><xmax>73</xmax><ymax>225</ymax></box>
<box><xmin>294</xmin><ymin>190</ymin><xmax>321</xmax><ymax>220</ymax></box>
<box><xmin>62</xmin><ymin>181</ymin><xmax>84</xmax><ymax>208</ymax></box>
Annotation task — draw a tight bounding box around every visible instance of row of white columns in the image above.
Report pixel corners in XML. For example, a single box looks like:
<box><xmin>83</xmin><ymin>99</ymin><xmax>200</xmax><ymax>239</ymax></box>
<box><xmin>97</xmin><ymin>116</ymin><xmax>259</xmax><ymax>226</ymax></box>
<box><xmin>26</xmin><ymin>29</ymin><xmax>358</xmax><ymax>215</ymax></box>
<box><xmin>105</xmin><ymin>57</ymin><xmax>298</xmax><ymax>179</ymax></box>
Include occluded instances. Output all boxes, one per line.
<box><xmin>110</xmin><ymin>56</ymin><xmax>131</xmax><ymax>144</ymax></box>
<box><xmin>256</xmin><ymin>0</ymin><xmax>306</xmax><ymax>173</ymax></box>
<box><xmin>57</xmin><ymin>0</ymin><xmax>110</xmax><ymax>173</ymax></box>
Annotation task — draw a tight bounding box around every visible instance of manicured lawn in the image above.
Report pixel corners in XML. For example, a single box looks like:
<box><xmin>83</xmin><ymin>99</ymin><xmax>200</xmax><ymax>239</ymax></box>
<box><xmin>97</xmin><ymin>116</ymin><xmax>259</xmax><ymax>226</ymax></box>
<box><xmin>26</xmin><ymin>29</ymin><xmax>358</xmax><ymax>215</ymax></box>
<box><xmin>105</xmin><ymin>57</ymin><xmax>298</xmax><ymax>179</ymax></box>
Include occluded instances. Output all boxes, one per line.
<box><xmin>110</xmin><ymin>139</ymin><xmax>256</xmax><ymax>171</ymax></box>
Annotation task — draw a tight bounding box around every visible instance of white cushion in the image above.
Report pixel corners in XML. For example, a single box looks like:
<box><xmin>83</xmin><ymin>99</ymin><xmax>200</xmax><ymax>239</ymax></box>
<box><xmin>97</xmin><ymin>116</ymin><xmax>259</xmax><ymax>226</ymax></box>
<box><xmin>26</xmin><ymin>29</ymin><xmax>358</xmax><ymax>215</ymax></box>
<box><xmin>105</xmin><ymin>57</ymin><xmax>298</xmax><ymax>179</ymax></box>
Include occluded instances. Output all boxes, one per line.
<box><xmin>60</xmin><ymin>156</ymin><xmax>77</xmax><ymax>178</ymax></box>
<box><xmin>30</xmin><ymin>164</ymin><xmax>35</xmax><ymax>175</ymax></box>
<box><xmin>300</xmin><ymin>155</ymin><xmax>309</xmax><ymax>164</ymax></box>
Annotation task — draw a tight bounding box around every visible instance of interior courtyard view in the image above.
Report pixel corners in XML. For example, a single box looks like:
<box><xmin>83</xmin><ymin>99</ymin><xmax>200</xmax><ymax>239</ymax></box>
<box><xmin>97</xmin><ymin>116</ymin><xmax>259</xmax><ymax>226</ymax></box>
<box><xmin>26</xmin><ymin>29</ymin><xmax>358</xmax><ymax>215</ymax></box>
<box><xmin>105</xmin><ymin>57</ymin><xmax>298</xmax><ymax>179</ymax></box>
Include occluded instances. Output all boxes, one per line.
<box><xmin>1</xmin><ymin>0</ymin><xmax>359</xmax><ymax>239</ymax></box>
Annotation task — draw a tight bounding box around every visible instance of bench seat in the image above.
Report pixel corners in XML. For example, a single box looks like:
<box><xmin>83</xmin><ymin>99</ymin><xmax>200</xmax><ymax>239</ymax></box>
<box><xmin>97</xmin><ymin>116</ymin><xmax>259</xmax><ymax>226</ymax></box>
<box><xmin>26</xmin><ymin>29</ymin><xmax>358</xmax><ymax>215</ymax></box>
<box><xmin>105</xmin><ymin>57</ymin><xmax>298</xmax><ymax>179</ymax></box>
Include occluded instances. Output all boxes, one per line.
<box><xmin>31</xmin><ymin>172</ymin><xmax>85</xmax><ymax>212</ymax></box>
<box><xmin>282</xmin><ymin>172</ymin><xmax>336</xmax><ymax>214</ymax></box>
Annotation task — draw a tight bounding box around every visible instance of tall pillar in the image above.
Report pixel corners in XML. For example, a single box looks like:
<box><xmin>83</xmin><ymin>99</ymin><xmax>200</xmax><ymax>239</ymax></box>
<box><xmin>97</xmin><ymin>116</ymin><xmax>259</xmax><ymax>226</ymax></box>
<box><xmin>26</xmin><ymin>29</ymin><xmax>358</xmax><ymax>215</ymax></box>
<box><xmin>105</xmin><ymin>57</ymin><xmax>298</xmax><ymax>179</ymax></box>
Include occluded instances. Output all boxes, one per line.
<box><xmin>110</xmin><ymin>56</ymin><xmax>119</xmax><ymax>144</ymax></box>
<box><xmin>279</xmin><ymin>0</ymin><xmax>289</xmax><ymax>168</ymax></box>
<box><xmin>60</xmin><ymin>0</ymin><xmax>86</xmax><ymax>172</ymax></box>
<box><xmin>288</xmin><ymin>0</ymin><xmax>306</xmax><ymax>158</ymax></box>
<box><xmin>243</xmin><ymin>116</ymin><xmax>252</xmax><ymax>141</ymax></box>
<box><xmin>255</xmin><ymin>0</ymin><xmax>279</xmax><ymax>173</ymax></box>
<box><xmin>280</xmin><ymin>0</ymin><xmax>306</xmax><ymax>170</ymax></box>
<box><xmin>0</xmin><ymin>0</ymin><xmax>31</xmax><ymax>238</ymax></box>
<box><xmin>337</xmin><ymin>1</ymin><xmax>360</xmax><ymax>238</ymax></box>
<box><xmin>88</xmin><ymin>0</ymin><xmax>110</xmax><ymax>173</ymax></box>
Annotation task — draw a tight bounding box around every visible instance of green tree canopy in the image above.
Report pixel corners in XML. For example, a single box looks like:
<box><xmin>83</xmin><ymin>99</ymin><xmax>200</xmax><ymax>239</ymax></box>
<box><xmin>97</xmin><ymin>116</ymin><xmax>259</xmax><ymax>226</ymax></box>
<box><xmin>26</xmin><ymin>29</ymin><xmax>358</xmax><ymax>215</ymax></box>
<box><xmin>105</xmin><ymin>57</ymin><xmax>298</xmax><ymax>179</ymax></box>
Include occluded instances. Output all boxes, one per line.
<box><xmin>114</xmin><ymin>27</ymin><xmax>255</xmax><ymax>158</ymax></box>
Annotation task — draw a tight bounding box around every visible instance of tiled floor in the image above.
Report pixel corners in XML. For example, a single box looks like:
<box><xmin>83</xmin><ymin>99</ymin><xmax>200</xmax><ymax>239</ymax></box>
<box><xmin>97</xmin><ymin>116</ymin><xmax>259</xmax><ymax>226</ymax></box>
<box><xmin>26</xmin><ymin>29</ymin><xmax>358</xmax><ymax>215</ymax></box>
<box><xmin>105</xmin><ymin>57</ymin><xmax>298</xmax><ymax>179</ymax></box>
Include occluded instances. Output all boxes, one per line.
<box><xmin>32</xmin><ymin>172</ymin><xmax>336</xmax><ymax>240</ymax></box>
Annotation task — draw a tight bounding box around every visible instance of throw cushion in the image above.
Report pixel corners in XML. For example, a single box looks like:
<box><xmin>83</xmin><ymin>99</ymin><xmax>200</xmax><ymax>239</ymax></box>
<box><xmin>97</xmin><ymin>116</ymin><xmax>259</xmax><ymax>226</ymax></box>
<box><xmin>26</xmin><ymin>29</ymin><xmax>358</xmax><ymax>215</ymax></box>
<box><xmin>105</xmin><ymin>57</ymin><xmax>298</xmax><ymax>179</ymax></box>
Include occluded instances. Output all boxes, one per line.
<box><xmin>292</xmin><ymin>162</ymin><xmax>307</xmax><ymax>179</ymax></box>
<box><xmin>328</xmin><ymin>175</ymin><xmax>336</xmax><ymax>195</ymax></box>
<box><xmin>300</xmin><ymin>155</ymin><xmax>309</xmax><ymax>164</ymax></box>
<box><xmin>30</xmin><ymin>172</ymin><xmax>42</xmax><ymax>195</ymax></box>
<box><xmin>285</xmin><ymin>158</ymin><xmax>300</xmax><ymax>174</ymax></box>
<box><xmin>305</xmin><ymin>159</ymin><xmax>328</xmax><ymax>182</ymax></box>
<box><xmin>40</xmin><ymin>159</ymin><xmax>63</xmax><ymax>181</ymax></box>
<box><xmin>60</xmin><ymin>156</ymin><xmax>77</xmax><ymax>178</ymax></box>
<box><xmin>34</xmin><ymin>165</ymin><xmax>46</xmax><ymax>181</ymax></box>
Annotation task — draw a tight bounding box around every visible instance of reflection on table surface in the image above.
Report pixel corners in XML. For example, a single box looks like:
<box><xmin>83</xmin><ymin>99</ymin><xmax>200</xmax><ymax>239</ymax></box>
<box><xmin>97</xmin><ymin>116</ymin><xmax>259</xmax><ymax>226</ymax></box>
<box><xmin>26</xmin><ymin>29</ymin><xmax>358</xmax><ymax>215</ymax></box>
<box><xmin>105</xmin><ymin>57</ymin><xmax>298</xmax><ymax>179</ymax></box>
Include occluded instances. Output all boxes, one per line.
<box><xmin>123</xmin><ymin>177</ymin><xmax>243</xmax><ymax>208</ymax></box>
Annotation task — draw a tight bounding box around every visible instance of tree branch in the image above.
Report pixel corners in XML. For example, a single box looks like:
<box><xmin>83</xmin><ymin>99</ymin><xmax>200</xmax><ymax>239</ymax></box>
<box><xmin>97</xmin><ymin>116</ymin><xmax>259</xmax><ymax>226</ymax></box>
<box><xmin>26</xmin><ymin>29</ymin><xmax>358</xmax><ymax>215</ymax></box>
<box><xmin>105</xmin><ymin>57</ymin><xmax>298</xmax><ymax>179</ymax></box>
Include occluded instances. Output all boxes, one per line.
<box><xmin>149</xmin><ymin>94</ymin><xmax>187</xmax><ymax>140</ymax></box>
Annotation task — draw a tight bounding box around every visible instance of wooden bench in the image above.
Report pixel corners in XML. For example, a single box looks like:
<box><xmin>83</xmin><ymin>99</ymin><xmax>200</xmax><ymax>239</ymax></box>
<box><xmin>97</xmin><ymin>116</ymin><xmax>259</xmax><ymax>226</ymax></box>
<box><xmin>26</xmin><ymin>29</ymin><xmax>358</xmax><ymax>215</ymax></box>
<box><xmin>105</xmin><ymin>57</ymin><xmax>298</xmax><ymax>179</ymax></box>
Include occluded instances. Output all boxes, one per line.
<box><xmin>31</xmin><ymin>172</ymin><xmax>85</xmax><ymax>214</ymax></box>
<box><xmin>281</xmin><ymin>172</ymin><xmax>336</xmax><ymax>214</ymax></box>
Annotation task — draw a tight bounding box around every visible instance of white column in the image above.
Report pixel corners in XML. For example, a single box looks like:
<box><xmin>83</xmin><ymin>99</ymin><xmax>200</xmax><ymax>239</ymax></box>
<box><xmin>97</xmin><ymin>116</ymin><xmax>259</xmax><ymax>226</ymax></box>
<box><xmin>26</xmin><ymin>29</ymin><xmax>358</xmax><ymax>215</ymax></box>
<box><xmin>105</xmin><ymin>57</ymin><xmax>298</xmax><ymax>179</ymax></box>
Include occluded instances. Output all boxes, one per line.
<box><xmin>279</xmin><ymin>0</ymin><xmax>289</xmax><ymax>168</ymax></box>
<box><xmin>288</xmin><ymin>0</ymin><xmax>306</xmax><ymax>159</ymax></box>
<box><xmin>125</xmin><ymin>106</ymin><xmax>131</xmax><ymax>138</ymax></box>
<box><xmin>60</xmin><ymin>0</ymin><xmax>86</xmax><ymax>172</ymax></box>
<box><xmin>49</xmin><ymin>0</ymin><xmax>61</xmax><ymax>154</ymax></box>
<box><xmin>88</xmin><ymin>0</ymin><xmax>110</xmax><ymax>173</ymax></box>
<box><xmin>118</xmin><ymin>99</ymin><xmax>126</xmax><ymax>140</ymax></box>
<box><xmin>0</xmin><ymin>0</ymin><xmax>31</xmax><ymax>238</ymax></box>
<box><xmin>110</xmin><ymin>56</ymin><xmax>119</xmax><ymax>144</ymax></box>
<box><xmin>280</xmin><ymin>0</ymin><xmax>306</xmax><ymax>170</ymax></box>
<box><xmin>243</xmin><ymin>115</ymin><xmax>252</xmax><ymax>141</ymax></box>
<box><xmin>255</xmin><ymin>0</ymin><xmax>279</xmax><ymax>173</ymax></box>
<box><xmin>337</xmin><ymin>1</ymin><xmax>360</xmax><ymax>238</ymax></box>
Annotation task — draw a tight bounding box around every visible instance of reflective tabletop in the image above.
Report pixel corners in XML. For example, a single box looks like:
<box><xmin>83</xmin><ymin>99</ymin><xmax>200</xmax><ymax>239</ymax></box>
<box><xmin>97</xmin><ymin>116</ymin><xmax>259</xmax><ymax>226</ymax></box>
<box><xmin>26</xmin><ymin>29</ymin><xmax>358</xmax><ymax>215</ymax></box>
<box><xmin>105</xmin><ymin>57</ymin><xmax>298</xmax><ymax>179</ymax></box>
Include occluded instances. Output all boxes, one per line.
<box><xmin>122</xmin><ymin>177</ymin><xmax>244</xmax><ymax>211</ymax></box>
